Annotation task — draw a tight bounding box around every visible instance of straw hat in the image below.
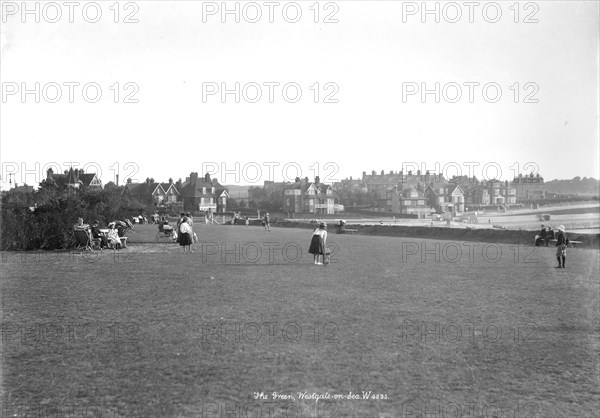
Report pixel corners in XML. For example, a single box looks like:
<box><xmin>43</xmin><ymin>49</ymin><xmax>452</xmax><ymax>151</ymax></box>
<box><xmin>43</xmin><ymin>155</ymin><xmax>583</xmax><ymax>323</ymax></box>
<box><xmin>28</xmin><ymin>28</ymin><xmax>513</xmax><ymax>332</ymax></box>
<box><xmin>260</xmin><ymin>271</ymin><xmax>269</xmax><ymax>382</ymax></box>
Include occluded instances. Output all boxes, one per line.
<box><xmin>557</xmin><ymin>225</ymin><xmax>565</xmax><ymax>232</ymax></box>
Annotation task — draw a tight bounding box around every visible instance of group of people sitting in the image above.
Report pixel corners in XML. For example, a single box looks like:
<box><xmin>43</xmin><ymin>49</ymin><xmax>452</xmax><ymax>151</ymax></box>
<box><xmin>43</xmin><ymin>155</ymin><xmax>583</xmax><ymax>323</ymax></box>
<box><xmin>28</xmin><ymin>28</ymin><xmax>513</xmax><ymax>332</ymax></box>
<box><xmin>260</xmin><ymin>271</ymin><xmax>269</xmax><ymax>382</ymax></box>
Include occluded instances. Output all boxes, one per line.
<box><xmin>74</xmin><ymin>217</ymin><xmax>132</xmax><ymax>250</ymax></box>
<box><xmin>536</xmin><ymin>224</ymin><xmax>555</xmax><ymax>246</ymax></box>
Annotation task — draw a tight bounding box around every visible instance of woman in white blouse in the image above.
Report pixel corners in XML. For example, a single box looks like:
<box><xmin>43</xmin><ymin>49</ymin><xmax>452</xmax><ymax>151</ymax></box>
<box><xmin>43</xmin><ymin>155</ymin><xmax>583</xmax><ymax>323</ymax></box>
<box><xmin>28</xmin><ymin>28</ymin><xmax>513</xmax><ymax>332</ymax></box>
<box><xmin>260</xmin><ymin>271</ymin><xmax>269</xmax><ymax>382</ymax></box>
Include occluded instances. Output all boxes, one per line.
<box><xmin>179</xmin><ymin>217</ymin><xmax>194</xmax><ymax>253</ymax></box>
<box><xmin>308</xmin><ymin>222</ymin><xmax>328</xmax><ymax>265</ymax></box>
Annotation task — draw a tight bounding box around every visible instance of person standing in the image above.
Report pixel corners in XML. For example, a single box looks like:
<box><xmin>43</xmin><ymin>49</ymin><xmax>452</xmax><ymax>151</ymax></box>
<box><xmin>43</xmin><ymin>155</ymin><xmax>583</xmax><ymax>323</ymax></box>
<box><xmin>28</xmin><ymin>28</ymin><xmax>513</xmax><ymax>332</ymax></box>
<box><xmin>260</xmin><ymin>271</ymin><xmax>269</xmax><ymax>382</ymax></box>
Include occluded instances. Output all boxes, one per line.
<box><xmin>555</xmin><ymin>225</ymin><xmax>568</xmax><ymax>269</ymax></box>
<box><xmin>179</xmin><ymin>217</ymin><xmax>194</xmax><ymax>253</ymax></box>
<box><xmin>308</xmin><ymin>222</ymin><xmax>328</xmax><ymax>265</ymax></box>
<box><xmin>176</xmin><ymin>212</ymin><xmax>185</xmax><ymax>243</ymax></box>
<box><xmin>263</xmin><ymin>212</ymin><xmax>271</xmax><ymax>231</ymax></box>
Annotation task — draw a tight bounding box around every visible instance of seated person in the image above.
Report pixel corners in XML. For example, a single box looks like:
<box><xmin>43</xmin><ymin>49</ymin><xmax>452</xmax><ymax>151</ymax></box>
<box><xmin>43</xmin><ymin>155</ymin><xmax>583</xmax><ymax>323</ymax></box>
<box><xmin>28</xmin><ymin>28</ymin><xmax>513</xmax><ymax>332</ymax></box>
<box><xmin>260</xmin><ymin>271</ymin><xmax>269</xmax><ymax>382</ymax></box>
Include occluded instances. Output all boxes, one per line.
<box><xmin>74</xmin><ymin>217</ymin><xmax>90</xmax><ymax>231</ymax></box>
<box><xmin>91</xmin><ymin>220</ymin><xmax>108</xmax><ymax>248</ymax></box>
<box><xmin>106</xmin><ymin>224</ymin><xmax>122</xmax><ymax>249</ymax></box>
<box><xmin>74</xmin><ymin>217</ymin><xmax>93</xmax><ymax>241</ymax></box>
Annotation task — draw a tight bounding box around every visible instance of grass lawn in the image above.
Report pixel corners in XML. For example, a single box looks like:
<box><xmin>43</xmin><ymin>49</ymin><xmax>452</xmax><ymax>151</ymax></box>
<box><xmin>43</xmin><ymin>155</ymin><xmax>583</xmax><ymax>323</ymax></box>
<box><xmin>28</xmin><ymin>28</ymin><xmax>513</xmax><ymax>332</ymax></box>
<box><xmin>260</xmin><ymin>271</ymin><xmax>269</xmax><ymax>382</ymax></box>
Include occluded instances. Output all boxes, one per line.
<box><xmin>1</xmin><ymin>223</ymin><xmax>599</xmax><ymax>417</ymax></box>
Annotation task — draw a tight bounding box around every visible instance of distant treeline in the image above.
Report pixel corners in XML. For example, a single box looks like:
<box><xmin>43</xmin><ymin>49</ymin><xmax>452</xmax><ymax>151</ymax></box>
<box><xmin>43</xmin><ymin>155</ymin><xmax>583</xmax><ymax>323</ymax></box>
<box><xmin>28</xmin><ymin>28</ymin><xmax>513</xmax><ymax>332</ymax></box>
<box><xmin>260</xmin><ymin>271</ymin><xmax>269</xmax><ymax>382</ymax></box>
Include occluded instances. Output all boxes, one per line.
<box><xmin>544</xmin><ymin>177</ymin><xmax>600</xmax><ymax>196</ymax></box>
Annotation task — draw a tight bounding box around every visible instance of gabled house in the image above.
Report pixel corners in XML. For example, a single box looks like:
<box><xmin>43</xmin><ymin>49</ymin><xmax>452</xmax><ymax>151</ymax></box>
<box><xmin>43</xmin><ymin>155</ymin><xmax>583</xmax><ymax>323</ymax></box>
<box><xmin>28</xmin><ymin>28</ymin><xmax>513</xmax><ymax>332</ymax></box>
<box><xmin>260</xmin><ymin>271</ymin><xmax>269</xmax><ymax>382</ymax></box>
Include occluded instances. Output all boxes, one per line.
<box><xmin>122</xmin><ymin>178</ymin><xmax>165</xmax><ymax>205</ymax></box>
<box><xmin>46</xmin><ymin>168</ymin><xmax>102</xmax><ymax>190</ymax></box>
<box><xmin>385</xmin><ymin>185</ymin><xmax>433</xmax><ymax>216</ymax></box>
<box><xmin>180</xmin><ymin>172</ymin><xmax>229</xmax><ymax>213</ymax></box>
<box><xmin>425</xmin><ymin>183</ymin><xmax>465</xmax><ymax>214</ymax></box>
<box><xmin>284</xmin><ymin>176</ymin><xmax>344</xmax><ymax>215</ymax></box>
<box><xmin>160</xmin><ymin>178</ymin><xmax>181</xmax><ymax>204</ymax></box>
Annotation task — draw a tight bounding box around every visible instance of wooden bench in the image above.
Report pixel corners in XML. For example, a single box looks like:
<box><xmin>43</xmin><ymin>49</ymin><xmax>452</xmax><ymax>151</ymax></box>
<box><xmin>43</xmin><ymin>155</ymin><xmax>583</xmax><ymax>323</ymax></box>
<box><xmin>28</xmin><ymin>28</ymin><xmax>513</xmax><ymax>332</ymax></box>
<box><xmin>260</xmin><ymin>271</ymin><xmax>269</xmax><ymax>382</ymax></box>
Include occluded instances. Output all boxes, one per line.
<box><xmin>341</xmin><ymin>229</ymin><xmax>358</xmax><ymax>234</ymax></box>
<box><xmin>549</xmin><ymin>238</ymin><xmax>582</xmax><ymax>247</ymax></box>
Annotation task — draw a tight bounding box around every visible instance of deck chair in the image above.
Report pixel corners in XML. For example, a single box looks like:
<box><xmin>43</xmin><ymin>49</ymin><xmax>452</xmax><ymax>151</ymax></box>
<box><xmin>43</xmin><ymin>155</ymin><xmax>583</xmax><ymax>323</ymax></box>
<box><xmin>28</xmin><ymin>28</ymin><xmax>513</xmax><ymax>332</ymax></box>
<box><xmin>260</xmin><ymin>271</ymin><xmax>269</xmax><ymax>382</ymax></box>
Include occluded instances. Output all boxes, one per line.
<box><xmin>74</xmin><ymin>228</ymin><xmax>93</xmax><ymax>252</ymax></box>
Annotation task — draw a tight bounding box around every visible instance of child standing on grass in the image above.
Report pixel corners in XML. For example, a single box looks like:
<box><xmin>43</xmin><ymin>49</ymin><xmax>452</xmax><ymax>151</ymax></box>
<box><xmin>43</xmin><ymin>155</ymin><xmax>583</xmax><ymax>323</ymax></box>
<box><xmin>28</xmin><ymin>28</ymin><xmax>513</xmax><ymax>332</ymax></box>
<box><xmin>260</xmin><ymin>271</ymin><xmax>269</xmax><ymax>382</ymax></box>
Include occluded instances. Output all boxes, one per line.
<box><xmin>555</xmin><ymin>225</ymin><xmax>569</xmax><ymax>269</ymax></box>
<box><xmin>308</xmin><ymin>222</ymin><xmax>327</xmax><ymax>265</ymax></box>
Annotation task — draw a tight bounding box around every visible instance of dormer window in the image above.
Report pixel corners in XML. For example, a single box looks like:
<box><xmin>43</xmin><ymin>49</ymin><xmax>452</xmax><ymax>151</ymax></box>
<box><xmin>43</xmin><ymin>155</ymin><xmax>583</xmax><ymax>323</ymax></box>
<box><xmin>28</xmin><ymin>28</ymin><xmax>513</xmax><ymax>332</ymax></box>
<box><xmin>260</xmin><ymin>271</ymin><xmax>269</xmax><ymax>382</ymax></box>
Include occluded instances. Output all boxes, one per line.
<box><xmin>203</xmin><ymin>187</ymin><xmax>206</xmax><ymax>194</ymax></box>
<box><xmin>212</xmin><ymin>187</ymin><xmax>215</xmax><ymax>193</ymax></box>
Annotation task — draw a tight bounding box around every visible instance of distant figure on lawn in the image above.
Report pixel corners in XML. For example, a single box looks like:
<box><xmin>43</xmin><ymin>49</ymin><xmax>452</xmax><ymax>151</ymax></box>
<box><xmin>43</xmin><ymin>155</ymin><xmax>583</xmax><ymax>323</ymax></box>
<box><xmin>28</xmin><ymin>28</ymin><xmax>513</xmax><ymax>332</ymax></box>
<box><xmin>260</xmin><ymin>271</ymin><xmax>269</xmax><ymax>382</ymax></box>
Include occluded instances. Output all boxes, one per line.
<box><xmin>555</xmin><ymin>225</ymin><xmax>569</xmax><ymax>269</ymax></box>
<box><xmin>309</xmin><ymin>222</ymin><xmax>327</xmax><ymax>265</ymax></box>
<box><xmin>179</xmin><ymin>216</ymin><xmax>194</xmax><ymax>253</ymax></box>
<box><xmin>540</xmin><ymin>225</ymin><xmax>548</xmax><ymax>246</ymax></box>
<box><xmin>263</xmin><ymin>213</ymin><xmax>271</xmax><ymax>231</ymax></box>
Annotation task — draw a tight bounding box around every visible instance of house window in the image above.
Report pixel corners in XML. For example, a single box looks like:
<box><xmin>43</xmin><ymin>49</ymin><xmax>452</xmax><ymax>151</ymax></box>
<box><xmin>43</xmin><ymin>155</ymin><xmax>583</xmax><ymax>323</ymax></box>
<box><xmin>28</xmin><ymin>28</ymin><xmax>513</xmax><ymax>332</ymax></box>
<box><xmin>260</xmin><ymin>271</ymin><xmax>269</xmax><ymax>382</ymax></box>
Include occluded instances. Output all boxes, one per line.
<box><xmin>286</xmin><ymin>199</ymin><xmax>290</xmax><ymax>206</ymax></box>
<box><xmin>418</xmin><ymin>200</ymin><xmax>424</xmax><ymax>205</ymax></box>
<box><xmin>212</xmin><ymin>187</ymin><xmax>215</xmax><ymax>193</ymax></box>
<box><xmin>203</xmin><ymin>187</ymin><xmax>206</xmax><ymax>194</ymax></box>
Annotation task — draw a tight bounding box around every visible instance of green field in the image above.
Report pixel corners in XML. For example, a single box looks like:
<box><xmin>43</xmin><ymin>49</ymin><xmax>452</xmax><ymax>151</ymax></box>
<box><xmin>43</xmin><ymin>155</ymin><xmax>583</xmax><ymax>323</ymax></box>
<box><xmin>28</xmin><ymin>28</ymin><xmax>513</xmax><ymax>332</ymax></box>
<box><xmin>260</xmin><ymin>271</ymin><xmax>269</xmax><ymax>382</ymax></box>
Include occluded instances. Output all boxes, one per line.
<box><xmin>1</xmin><ymin>224</ymin><xmax>599</xmax><ymax>417</ymax></box>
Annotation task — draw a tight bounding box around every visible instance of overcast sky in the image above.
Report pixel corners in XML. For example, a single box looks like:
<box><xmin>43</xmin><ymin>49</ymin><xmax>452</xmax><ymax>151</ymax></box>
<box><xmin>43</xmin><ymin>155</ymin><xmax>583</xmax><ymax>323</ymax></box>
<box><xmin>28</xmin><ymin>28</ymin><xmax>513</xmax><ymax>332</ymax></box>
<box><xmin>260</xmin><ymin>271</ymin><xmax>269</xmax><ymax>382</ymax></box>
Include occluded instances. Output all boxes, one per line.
<box><xmin>1</xmin><ymin>1</ymin><xmax>598</xmax><ymax>188</ymax></box>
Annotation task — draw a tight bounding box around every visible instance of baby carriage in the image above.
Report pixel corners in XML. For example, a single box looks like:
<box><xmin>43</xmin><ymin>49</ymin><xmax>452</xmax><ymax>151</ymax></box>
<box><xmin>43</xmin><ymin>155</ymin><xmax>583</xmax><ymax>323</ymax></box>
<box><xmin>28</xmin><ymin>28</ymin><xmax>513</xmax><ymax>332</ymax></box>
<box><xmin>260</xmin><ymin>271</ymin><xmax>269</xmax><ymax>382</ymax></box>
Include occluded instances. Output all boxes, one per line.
<box><xmin>156</xmin><ymin>221</ymin><xmax>176</xmax><ymax>242</ymax></box>
<box><xmin>113</xmin><ymin>219</ymin><xmax>134</xmax><ymax>237</ymax></box>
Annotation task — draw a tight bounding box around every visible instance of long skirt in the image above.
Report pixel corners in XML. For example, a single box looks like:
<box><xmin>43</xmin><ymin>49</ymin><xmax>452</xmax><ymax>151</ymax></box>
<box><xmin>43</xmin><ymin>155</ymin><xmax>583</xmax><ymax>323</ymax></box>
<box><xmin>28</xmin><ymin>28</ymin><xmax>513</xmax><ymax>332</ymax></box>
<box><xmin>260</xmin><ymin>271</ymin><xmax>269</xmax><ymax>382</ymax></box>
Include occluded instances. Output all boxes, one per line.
<box><xmin>308</xmin><ymin>235</ymin><xmax>325</xmax><ymax>255</ymax></box>
<box><xmin>179</xmin><ymin>232</ymin><xmax>193</xmax><ymax>246</ymax></box>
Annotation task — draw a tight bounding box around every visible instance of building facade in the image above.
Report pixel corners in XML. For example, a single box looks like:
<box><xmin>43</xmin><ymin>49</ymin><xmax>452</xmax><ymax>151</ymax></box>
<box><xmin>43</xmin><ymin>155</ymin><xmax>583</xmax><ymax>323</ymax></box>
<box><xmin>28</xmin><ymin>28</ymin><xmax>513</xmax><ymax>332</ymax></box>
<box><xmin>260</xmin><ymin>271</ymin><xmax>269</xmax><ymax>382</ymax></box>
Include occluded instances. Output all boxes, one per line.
<box><xmin>512</xmin><ymin>173</ymin><xmax>546</xmax><ymax>200</ymax></box>
<box><xmin>283</xmin><ymin>177</ymin><xmax>344</xmax><ymax>215</ymax></box>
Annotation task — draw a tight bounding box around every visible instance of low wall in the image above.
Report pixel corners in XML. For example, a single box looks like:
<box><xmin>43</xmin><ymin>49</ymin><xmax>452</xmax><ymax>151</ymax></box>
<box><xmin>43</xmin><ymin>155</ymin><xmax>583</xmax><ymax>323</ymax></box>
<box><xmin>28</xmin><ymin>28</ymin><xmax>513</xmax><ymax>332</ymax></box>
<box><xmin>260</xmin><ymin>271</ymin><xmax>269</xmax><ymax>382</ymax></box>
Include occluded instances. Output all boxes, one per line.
<box><xmin>273</xmin><ymin>221</ymin><xmax>600</xmax><ymax>248</ymax></box>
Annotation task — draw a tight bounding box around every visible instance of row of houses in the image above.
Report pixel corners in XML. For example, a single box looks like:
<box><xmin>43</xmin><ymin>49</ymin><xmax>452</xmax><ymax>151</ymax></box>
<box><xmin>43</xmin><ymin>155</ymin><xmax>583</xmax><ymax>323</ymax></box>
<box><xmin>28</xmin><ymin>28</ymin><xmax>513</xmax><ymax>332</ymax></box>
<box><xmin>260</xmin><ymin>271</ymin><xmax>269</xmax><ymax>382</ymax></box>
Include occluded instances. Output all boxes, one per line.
<box><xmin>335</xmin><ymin>170</ymin><xmax>547</xmax><ymax>215</ymax></box>
<box><xmin>122</xmin><ymin>172</ymin><xmax>229</xmax><ymax>213</ymax></box>
<box><xmin>282</xmin><ymin>176</ymin><xmax>344</xmax><ymax>215</ymax></box>
<box><xmin>44</xmin><ymin>168</ymin><xmax>230</xmax><ymax>213</ymax></box>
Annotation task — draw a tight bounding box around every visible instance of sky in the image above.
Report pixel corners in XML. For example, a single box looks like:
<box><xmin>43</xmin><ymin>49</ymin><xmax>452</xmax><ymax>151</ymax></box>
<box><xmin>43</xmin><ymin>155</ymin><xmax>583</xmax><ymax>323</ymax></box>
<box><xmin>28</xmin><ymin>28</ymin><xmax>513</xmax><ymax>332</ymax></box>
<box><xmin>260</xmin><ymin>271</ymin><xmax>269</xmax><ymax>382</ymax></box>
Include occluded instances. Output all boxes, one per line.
<box><xmin>1</xmin><ymin>0</ymin><xmax>599</xmax><ymax>189</ymax></box>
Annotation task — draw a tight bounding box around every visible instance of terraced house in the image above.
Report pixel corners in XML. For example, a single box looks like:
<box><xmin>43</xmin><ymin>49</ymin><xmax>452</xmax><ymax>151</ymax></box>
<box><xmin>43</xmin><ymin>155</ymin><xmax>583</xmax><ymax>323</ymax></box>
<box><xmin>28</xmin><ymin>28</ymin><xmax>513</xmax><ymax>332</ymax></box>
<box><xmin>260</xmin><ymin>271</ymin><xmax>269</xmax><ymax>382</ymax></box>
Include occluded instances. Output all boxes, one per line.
<box><xmin>512</xmin><ymin>173</ymin><xmax>546</xmax><ymax>200</ymax></box>
<box><xmin>283</xmin><ymin>176</ymin><xmax>344</xmax><ymax>215</ymax></box>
